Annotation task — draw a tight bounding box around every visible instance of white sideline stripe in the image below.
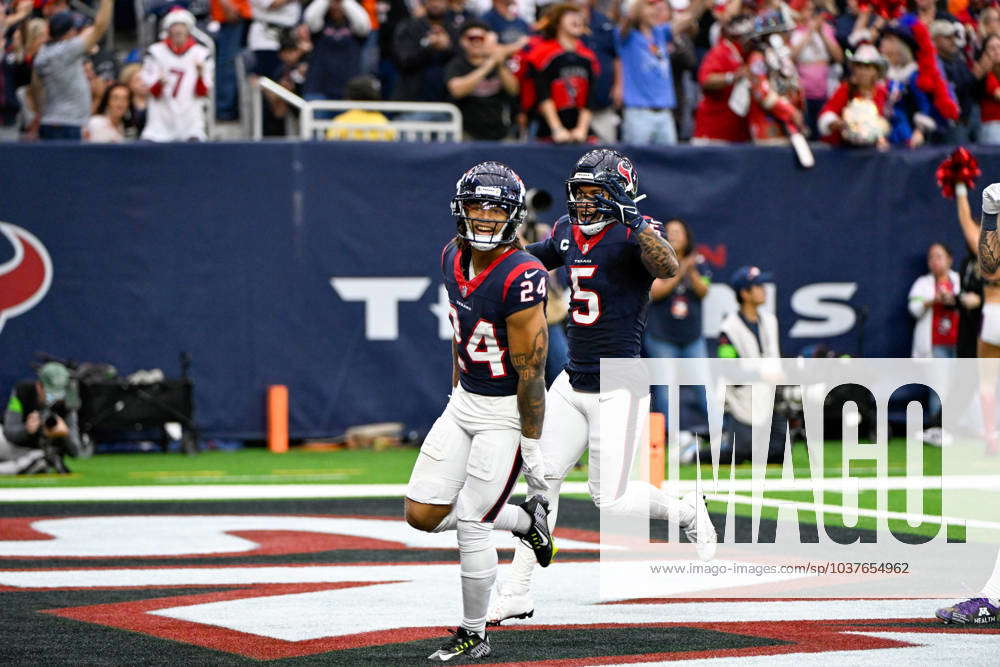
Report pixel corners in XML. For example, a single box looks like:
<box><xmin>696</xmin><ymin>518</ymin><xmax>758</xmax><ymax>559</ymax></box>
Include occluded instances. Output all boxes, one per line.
<box><xmin>0</xmin><ymin>474</ymin><xmax>997</xmax><ymax>502</ymax></box>
<box><xmin>0</xmin><ymin>482</ymin><xmax>592</xmax><ymax>502</ymax></box>
<box><xmin>704</xmin><ymin>493</ymin><xmax>1000</xmax><ymax>531</ymax></box>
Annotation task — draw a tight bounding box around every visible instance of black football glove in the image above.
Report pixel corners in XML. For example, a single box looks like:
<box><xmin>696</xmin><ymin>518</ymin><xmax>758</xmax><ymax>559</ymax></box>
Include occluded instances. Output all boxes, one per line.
<box><xmin>593</xmin><ymin>181</ymin><xmax>646</xmax><ymax>231</ymax></box>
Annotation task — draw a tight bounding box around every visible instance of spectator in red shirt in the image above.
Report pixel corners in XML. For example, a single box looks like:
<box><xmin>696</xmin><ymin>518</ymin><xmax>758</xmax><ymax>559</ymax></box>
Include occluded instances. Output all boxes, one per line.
<box><xmin>818</xmin><ymin>43</ymin><xmax>890</xmax><ymax>148</ymax></box>
<box><xmin>530</xmin><ymin>2</ymin><xmax>599</xmax><ymax>142</ymax></box>
<box><xmin>979</xmin><ymin>33</ymin><xmax>1000</xmax><ymax>143</ymax></box>
<box><xmin>909</xmin><ymin>242</ymin><xmax>960</xmax><ymax>360</ymax></box>
<box><xmin>692</xmin><ymin>13</ymin><xmax>752</xmax><ymax>144</ymax></box>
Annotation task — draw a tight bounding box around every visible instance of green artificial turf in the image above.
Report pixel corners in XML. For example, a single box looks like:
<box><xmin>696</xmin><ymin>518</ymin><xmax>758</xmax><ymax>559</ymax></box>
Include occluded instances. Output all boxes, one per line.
<box><xmin>0</xmin><ymin>446</ymin><xmax>589</xmax><ymax>488</ymax></box>
<box><xmin>0</xmin><ymin>438</ymin><xmax>980</xmax><ymax>487</ymax></box>
<box><xmin>0</xmin><ymin>447</ymin><xmax>425</xmax><ymax>487</ymax></box>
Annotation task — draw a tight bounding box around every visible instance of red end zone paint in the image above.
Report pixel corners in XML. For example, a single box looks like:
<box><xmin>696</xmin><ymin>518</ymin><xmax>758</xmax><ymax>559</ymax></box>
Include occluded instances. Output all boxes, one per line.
<box><xmin>10</xmin><ymin>510</ymin><xmax>997</xmax><ymax>662</ymax></box>
<box><xmin>0</xmin><ymin>518</ymin><xmax>56</xmax><ymax>542</ymax></box>
<box><xmin>485</xmin><ymin>620</ymin><xmax>915</xmax><ymax>666</ymax></box>
<box><xmin>0</xmin><ymin>517</ymin><xmax>414</xmax><ymax>558</ymax></box>
<box><xmin>0</xmin><ymin>515</ymin><xmax>603</xmax><ymax>560</ymax></box>
<box><xmin>44</xmin><ymin>582</ymin><xmax>439</xmax><ymax>660</ymax></box>
<box><xmin>43</xmin><ymin>587</ymin><xmax>968</xmax><ymax>664</ymax></box>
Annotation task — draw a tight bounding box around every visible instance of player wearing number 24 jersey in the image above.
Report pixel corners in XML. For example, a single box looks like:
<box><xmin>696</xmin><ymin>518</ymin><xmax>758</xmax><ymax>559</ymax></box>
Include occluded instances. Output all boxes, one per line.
<box><xmin>404</xmin><ymin>161</ymin><xmax>557</xmax><ymax>662</ymax></box>
<box><xmin>489</xmin><ymin>149</ymin><xmax>719</xmax><ymax>626</ymax></box>
<box><xmin>440</xmin><ymin>241</ymin><xmax>548</xmax><ymax>397</ymax></box>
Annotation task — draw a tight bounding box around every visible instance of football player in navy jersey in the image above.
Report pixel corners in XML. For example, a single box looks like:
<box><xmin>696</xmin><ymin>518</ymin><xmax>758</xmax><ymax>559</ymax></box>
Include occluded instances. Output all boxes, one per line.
<box><xmin>489</xmin><ymin>148</ymin><xmax>718</xmax><ymax>625</ymax></box>
<box><xmin>404</xmin><ymin>161</ymin><xmax>557</xmax><ymax>662</ymax></box>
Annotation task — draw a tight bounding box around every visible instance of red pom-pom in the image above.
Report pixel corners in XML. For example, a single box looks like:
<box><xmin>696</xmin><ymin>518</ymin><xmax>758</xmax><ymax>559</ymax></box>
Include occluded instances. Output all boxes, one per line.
<box><xmin>857</xmin><ymin>0</ymin><xmax>906</xmax><ymax>19</ymax></box>
<box><xmin>936</xmin><ymin>147</ymin><xmax>981</xmax><ymax>199</ymax></box>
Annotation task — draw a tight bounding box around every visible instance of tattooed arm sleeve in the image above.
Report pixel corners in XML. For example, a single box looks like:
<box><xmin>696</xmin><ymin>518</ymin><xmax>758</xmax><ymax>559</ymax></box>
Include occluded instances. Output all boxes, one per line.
<box><xmin>980</xmin><ymin>218</ymin><xmax>1000</xmax><ymax>278</ymax></box>
<box><xmin>636</xmin><ymin>224</ymin><xmax>680</xmax><ymax>279</ymax></box>
<box><xmin>507</xmin><ymin>304</ymin><xmax>548</xmax><ymax>439</ymax></box>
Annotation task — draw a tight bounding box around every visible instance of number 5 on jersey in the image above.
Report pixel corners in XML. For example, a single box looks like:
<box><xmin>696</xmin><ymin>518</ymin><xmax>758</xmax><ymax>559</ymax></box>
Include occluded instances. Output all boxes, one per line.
<box><xmin>569</xmin><ymin>265</ymin><xmax>600</xmax><ymax>325</ymax></box>
<box><xmin>449</xmin><ymin>305</ymin><xmax>506</xmax><ymax>377</ymax></box>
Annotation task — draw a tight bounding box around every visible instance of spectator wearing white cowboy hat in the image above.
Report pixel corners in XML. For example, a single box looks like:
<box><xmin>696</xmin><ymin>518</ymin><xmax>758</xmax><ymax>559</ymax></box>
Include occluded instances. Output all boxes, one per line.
<box><xmin>818</xmin><ymin>43</ymin><xmax>891</xmax><ymax>148</ymax></box>
<box><xmin>140</xmin><ymin>8</ymin><xmax>214</xmax><ymax>141</ymax></box>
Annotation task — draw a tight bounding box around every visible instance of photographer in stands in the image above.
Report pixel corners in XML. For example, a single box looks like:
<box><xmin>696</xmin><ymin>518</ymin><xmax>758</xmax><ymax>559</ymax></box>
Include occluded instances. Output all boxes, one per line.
<box><xmin>3</xmin><ymin>362</ymin><xmax>81</xmax><ymax>472</ymax></box>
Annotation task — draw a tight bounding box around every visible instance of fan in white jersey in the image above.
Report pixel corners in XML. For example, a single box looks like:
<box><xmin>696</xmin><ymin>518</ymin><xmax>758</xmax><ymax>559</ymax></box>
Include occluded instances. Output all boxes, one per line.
<box><xmin>140</xmin><ymin>9</ymin><xmax>213</xmax><ymax>142</ymax></box>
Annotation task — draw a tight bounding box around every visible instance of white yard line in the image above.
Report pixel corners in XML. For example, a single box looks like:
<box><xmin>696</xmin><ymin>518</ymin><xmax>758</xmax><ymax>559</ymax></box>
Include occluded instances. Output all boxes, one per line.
<box><xmin>0</xmin><ymin>475</ymin><xmax>997</xmax><ymax>502</ymax></box>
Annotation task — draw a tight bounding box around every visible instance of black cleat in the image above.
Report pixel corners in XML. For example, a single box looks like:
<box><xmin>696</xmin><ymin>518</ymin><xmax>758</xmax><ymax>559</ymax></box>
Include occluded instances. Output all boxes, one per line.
<box><xmin>514</xmin><ymin>495</ymin><xmax>556</xmax><ymax>567</ymax></box>
<box><xmin>427</xmin><ymin>627</ymin><xmax>491</xmax><ymax>661</ymax></box>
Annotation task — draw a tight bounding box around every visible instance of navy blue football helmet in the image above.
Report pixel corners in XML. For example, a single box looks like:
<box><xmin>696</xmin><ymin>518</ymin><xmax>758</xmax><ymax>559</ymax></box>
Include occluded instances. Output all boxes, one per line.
<box><xmin>451</xmin><ymin>161</ymin><xmax>527</xmax><ymax>250</ymax></box>
<box><xmin>566</xmin><ymin>149</ymin><xmax>640</xmax><ymax>229</ymax></box>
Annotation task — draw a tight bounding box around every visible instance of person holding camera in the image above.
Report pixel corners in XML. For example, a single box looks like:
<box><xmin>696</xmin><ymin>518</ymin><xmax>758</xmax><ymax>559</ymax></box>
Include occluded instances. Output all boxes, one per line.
<box><xmin>3</xmin><ymin>362</ymin><xmax>81</xmax><ymax>472</ymax></box>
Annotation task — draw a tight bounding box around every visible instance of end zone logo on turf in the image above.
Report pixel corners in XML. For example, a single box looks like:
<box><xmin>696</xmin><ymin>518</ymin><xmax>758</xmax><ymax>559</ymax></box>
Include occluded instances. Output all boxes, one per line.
<box><xmin>0</xmin><ymin>512</ymin><xmax>994</xmax><ymax>661</ymax></box>
<box><xmin>0</xmin><ymin>222</ymin><xmax>53</xmax><ymax>335</ymax></box>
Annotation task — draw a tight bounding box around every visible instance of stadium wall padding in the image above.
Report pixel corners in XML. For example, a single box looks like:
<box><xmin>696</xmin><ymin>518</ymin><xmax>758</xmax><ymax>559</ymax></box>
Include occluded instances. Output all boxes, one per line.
<box><xmin>0</xmin><ymin>142</ymin><xmax>992</xmax><ymax>438</ymax></box>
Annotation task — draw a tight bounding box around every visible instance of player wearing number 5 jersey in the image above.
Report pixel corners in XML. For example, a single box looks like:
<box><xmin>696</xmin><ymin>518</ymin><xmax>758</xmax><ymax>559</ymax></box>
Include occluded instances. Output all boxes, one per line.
<box><xmin>405</xmin><ymin>161</ymin><xmax>556</xmax><ymax>662</ymax></box>
<box><xmin>489</xmin><ymin>149</ymin><xmax>718</xmax><ymax>625</ymax></box>
<box><xmin>140</xmin><ymin>9</ymin><xmax>213</xmax><ymax>142</ymax></box>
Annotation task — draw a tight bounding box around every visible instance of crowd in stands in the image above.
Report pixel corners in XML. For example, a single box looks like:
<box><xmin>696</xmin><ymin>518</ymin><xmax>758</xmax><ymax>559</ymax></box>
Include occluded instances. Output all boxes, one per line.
<box><xmin>5</xmin><ymin>0</ymin><xmax>1000</xmax><ymax>144</ymax></box>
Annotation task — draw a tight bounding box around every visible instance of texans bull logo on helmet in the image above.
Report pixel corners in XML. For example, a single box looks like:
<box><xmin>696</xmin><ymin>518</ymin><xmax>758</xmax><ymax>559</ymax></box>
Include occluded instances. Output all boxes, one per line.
<box><xmin>616</xmin><ymin>158</ymin><xmax>636</xmax><ymax>195</ymax></box>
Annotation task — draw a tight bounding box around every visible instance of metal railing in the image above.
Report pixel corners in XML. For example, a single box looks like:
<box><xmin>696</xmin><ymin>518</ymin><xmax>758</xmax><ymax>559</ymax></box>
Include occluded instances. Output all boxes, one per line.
<box><xmin>250</xmin><ymin>77</ymin><xmax>463</xmax><ymax>142</ymax></box>
<box><xmin>190</xmin><ymin>24</ymin><xmax>216</xmax><ymax>141</ymax></box>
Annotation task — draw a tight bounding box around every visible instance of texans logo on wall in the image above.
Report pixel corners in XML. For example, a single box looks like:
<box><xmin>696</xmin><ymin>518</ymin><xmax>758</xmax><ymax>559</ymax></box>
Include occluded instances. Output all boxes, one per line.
<box><xmin>0</xmin><ymin>222</ymin><xmax>52</xmax><ymax>335</ymax></box>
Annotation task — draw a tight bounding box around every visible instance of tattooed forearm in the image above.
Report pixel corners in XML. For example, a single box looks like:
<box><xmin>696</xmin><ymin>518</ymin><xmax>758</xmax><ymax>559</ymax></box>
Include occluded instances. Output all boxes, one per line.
<box><xmin>511</xmin><ymin>325</ymin><xmax>547</xmax><ymax>439</ymax></box>
<box><xmin>637</xmin><ymin>225</ymin><xmax>680</xmax><ymax>278</ymax></box>
<box><xmin>451</xmin><ymin>340</ymin><xmax>459</xmax><ymax>388</ymax></box>
<box><xmin>980</xmin><ymin>218</ymin><xmax>1000</xmax><ymax>277</ymax></box>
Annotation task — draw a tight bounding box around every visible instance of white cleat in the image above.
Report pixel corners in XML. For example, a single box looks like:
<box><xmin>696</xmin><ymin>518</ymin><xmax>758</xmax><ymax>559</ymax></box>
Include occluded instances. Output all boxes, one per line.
<box><xmin>486</xmin><ymin>587</ymin><xmax>535</xmax><ymax>626</ymax></box>
<box><xmin>682</xmin><ymin>491</ymin><xmax>717</xmax><ymax>561</ymax></box>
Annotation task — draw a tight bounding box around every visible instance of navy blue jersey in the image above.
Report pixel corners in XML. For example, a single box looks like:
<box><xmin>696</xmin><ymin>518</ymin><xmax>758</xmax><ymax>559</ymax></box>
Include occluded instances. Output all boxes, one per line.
<box><xmin>527</xmin><ymin>216</ymin><xmax>654</xmax><ymax>391</ymax></box>
<box><xmin>442</xmin><ymin>241</ymin><xmax>548</xmax><ymax>397</ymax></box>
